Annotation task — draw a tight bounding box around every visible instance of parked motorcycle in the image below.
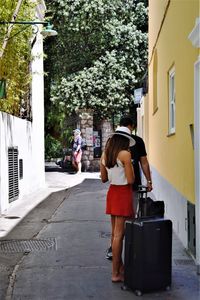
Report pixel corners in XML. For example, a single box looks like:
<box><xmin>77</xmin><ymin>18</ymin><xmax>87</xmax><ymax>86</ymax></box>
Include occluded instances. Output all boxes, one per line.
<box><xmin>55</xmin><ymin>148</ymin><xmax>74</xmax><ymax>171</ymax></box>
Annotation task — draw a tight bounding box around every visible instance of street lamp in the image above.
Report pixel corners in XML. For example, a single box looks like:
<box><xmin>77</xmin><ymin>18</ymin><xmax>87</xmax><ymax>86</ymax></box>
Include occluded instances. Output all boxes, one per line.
<box><xmin>0</xmin><ymin>21</ymin><xmax>58</xmax><ymax>38</ymax></box>
<box><xmin>40</xmin><ymin>23</ymin><xmax>58</xmax><ymax>37</ymax></box>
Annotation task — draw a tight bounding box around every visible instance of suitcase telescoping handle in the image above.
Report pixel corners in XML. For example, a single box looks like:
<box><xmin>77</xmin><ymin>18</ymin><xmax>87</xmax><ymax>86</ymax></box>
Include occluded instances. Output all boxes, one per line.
<box><xmin>135</xmin><ymin>185</ymin><xmax>165</xmax><ymax>219</ymax></box>
<box><xmin>137</xmin><ymin>185</ymin><xmax>148</xmax><ymax>194</ymax></box>
<box><xmin>136</xmin><ymin>185</ymin><xmax>148</xmax><ymax>218</ymax></box>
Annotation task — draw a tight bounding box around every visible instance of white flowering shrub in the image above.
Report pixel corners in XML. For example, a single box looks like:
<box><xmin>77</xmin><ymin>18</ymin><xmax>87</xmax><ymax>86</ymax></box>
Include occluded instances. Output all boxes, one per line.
<box><xmin>45</xmin><ymin>0</ymin><xmax>148</xmax><ymax>121</ymax></box>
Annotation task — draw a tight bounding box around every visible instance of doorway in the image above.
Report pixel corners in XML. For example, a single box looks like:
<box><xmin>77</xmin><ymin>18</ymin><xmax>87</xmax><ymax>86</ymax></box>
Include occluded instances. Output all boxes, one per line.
<box><xmin>194</xmin><ymin>57</ymin><xmax>200</xmax><ymax>273</ymax></box>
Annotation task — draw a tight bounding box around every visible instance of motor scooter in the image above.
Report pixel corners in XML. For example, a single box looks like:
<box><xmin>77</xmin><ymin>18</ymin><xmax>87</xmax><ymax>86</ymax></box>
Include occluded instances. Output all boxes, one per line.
<box><xmin>55</xmin><ymin>148</ymin><xmax>74</xmax><ymax>171</ymax></box>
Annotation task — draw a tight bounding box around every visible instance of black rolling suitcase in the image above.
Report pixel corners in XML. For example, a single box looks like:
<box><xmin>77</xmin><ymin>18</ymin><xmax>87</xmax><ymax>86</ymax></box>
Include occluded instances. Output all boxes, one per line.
<box><xmin>123</xmin><ymin>187</ymin><xmax>172</xmax><ymax>296</ymax></box>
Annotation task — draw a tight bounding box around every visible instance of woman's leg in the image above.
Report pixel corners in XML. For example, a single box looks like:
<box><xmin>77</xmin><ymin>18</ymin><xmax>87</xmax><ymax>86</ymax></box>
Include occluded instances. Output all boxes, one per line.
<box><xmin>77</xmin><ymin>161</ymin><xmax>82</xmax><ymax>173</ymax></box>
<box><xmin>111</xmin><ymin>215</ymin><xmax>115</xmax><ymax>247</ymax></box>
<box><xmin>76</xmin><ymin>151</ymin><xmax>82</xmax><ymax>173</ymax></box>
<box><xmin>111</xmin><ymin>216</ymin><xmax>126</xmax><ymax>282</ymax></box>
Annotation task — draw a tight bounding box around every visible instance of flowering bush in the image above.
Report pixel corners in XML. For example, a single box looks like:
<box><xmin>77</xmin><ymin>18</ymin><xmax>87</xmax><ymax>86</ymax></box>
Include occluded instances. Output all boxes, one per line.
<box><xmin>45</xmin><ymin>0</ymin><xmax>148</xmax><ymax>120</ymax></box>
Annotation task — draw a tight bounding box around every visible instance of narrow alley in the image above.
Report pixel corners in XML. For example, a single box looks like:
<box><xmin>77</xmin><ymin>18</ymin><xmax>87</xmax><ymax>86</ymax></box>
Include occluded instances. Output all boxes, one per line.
<box><xmin>0</xmin><ymin>171</ymin><xmax>199</xmax><ymax>299</ymax></box>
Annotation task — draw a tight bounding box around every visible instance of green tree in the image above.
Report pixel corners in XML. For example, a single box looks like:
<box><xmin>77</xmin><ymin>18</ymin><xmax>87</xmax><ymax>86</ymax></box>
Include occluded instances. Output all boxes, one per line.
<box><xmin>44</xmin><ymin>0</ymin><xmax>148</xmax><ymax>130</ymax></box>
<box><xmin>0</xmin><ymin>0</ymin><xmax>35</xmax><ymax>116</ymax></box>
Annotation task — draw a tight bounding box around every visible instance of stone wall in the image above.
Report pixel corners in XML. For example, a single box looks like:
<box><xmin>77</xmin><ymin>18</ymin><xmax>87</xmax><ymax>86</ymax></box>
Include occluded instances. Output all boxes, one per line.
<box><xmin>79</xmin><ymin>110</ymin><xmax>94</xmax><ymax>171</ymax></box>
<box><xmin>101</xmin><ymin>119</ymin><xmax>113</xmax><ymax>150</ymax></box>
<box><xmin>79</xmin><ymin>110</ymin><xmax>113</xmax><ymax>171</ymax></box>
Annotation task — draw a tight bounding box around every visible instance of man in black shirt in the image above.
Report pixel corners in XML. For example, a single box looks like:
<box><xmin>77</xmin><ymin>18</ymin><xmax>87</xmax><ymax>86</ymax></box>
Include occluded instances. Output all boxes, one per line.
<box><xmin>106</xmin><ymin>115</ymin><xmax>152</xmax><ymax>260</ymax></box>
<box><xmin>120</xmin><ymin>116</ymin><xmax>152</xmax><ymax>192</ymax></box>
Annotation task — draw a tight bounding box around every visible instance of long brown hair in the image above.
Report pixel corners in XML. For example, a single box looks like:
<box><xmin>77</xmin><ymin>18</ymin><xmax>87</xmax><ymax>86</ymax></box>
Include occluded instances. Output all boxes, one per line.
<box><xmin>104</xmin><ymin>135</ymin><xmax>130</xmax><ymax>168</ymax></box>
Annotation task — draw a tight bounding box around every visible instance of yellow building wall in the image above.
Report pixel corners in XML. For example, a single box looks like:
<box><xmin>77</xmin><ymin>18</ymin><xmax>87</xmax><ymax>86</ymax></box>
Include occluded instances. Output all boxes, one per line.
<box><xmin>149</xmin><ymin>0</ymin><xmax>170</xmax><ymax>59</ymax></box>
<box><xmin>148</xmin><ymin>0</ymin><xmax>199</xmax><ymax>203</ymax></box>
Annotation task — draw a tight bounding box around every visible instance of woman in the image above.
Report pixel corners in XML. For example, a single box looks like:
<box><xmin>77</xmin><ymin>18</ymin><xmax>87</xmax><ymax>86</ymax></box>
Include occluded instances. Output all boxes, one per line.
<box><xmin>100</xmin><ymin>126</ymin><xmax>135</xmax><ymax>283</ymax></box>
<box><xmin>72</xmin><ymin>129</ymin><xmax>82</xmax><ymax>174</ymax></box>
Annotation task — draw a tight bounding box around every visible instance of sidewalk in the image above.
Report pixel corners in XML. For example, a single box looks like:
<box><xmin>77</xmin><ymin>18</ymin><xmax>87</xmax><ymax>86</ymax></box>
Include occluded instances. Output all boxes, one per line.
<box><xmin>0</xmin><ymin>169</ymin><xmax>199</xmax><ymax>299</ymax></box>
<box><xmin>0</xmin><ymin>166</ymin><xmax>99</xmax><ymax>239</ymax></box>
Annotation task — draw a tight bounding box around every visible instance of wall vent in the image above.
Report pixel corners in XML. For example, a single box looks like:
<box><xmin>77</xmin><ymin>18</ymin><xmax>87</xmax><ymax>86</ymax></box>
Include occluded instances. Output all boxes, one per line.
<box><xmin>19</xmin><ymin>159</ymin><xmax>23</xmax><ymax>179</ymax></box>
<box><xmin>8</xmin><ymin>147</ymin><xmax>19</xmax><ymax>203</ymax></box>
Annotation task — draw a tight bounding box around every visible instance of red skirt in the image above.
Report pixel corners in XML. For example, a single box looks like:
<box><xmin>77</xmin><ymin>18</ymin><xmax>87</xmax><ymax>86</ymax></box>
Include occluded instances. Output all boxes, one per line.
<box><xmin>106</xmin><ymin>184</ymin><xmax>134</xmax><ymax>217</ymax></box>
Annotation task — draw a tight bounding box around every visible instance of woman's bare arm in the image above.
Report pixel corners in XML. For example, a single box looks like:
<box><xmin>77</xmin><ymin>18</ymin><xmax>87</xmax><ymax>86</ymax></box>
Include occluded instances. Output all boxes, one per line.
<box><xmin>118</xmin><ymin>150</ymin><xmax>135</xmax><ymax>184</ymax></box>
<box><xmin>100</xmin><ymin>154</ymin><xmax>108</xmax><ymax>183</ymax></box>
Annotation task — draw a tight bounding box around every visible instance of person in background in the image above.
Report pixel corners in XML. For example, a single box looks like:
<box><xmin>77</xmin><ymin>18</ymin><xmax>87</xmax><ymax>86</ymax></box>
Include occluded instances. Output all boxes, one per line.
<box><xmin>100</xmin><ymin>126</ymin><xmax>135</xmax><ymax>282</ymax></box>
<box><xmin>106</xmin><ymin>115</ymin><xmax>152</xmax><ymax>260</ymax></box>
<box><xmin>72</xmin><ymin>129</ymin><xmax>82</xmax><ymax>174</ymax></box>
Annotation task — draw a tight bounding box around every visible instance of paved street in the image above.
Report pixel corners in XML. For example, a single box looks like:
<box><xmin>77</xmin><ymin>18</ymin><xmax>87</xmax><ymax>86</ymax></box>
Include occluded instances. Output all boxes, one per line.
<box><xmin>0</xmin><ymin>169</ymin><xmax>199</xmax><ymax>299</ymax></box>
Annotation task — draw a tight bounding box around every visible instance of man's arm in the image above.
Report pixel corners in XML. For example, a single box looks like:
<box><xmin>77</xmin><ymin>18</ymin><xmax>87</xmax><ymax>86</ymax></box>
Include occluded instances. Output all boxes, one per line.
<box><xmin>140</xmin><ymin>156</ymin><xmax>153</xmax><ymax>191</ymax></box>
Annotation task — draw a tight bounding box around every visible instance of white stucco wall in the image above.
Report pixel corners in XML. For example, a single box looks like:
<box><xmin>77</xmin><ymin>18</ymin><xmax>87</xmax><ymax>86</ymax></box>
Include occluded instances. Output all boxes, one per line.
<box><xmin>148</xmin><ymin>166</ymin><xmax>188</xmax><ymax>249</ymax></box>
<box><xmin>0</xmin><ymin>112</ymin><xmax>45</xmax><ymax>213</ymax></box>
<box><xmin>0</xmin><ymin>4</ymin><xmax>46</xmax><ymax>214</ymax></box>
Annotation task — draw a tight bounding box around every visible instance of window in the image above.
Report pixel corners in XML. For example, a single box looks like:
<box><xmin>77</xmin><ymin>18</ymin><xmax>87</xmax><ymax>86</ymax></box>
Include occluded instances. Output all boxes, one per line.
<box><xmin>153</xmin><ymin>50</ymin><xmax>158</xmax><ymax>113</ymax></box>
<box><xmin>169</xmin><ymin>67</ymin><xmax>175</xmax><ymax>134</ymax></box>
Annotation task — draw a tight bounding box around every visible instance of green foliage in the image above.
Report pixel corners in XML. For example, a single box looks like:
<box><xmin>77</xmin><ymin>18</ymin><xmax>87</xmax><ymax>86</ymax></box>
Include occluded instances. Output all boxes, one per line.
<box><xmin>0</xmin><ymin>0</ymin><xmax>35</xmax><ymax>116</ymax></box>
<box><xmin>45</xmin><ymin>0</ymin><xmax>148</xmax><ymax>124</ymax></box>
<box><xmin>62</xmin><ymin>127</ymin><xmax>74</xmax><ymax>148</ymax></box>
<box><xmin>46</xmin><ymin>103</ymin><xmax>66</xmax><ymax>136</ymax></box>
<box><xmin>45</xmin><ymin>134</ymin><xmax>63</xmax><ymax>160</ymax></box>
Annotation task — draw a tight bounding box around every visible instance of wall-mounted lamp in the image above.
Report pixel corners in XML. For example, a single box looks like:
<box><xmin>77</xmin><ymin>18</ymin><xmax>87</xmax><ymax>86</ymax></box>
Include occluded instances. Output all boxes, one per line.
<box><xmin>0</xmin><ymin>21</ymin><xmax>58</xmax><ymax>38</ymax></box>
<box><xmin>40</xmin><ymin>23</ymin><xmax>58</xmax><ymax>37</ymax></box>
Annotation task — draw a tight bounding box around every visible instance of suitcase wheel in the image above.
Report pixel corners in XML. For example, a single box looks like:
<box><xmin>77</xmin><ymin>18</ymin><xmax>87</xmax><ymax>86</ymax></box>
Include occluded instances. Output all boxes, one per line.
<box><xmin>135</xmin><ymin>290</ymin><xmax>142</xmax><ymax>297</ymax></box>
<box><xmin>121</xmin><ymin>284</ymin><xmax>129</xmax><ymax>291</ymax></box>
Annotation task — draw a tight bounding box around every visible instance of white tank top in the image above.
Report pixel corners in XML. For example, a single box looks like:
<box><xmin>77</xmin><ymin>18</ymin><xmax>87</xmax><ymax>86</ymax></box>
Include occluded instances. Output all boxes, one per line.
<box><xmin>103</xmin><ymin>159</ymin><xmax>128</xmax><ymax>185</ymax></box>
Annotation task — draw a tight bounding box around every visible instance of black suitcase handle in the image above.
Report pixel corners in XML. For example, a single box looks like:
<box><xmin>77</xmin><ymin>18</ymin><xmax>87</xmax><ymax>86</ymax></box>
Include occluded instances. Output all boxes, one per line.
<box><xmin>135</xmin><ymin>185</ymin><xmax>165</xmax><ymax>218</ymax></box>
<box><xmin>136</xmin><ymin>185</ymin><xmax>148</xmax><ymax>218</ymax></box>
<box><xmin>137</xmin><ymin>185</ymin><xmax>148</xmax><ymax>194</ymax></box>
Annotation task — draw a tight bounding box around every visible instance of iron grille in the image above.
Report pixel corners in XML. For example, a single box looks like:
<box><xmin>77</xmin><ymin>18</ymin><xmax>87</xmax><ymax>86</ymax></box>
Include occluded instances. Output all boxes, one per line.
<box><xmin>0</xmin><ymin>238</ymin><xmax>57</xmax><ymax>253</ymax></box>
<box><xmin>8</xmin><ymin>147</ymin><xmax>19</xmax><ymax>202</ymax></box>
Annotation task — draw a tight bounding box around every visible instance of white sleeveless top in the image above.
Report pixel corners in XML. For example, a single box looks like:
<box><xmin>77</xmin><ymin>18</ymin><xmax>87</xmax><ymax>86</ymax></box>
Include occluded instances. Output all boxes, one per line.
<box><xmin>103</xmin><ymin>159</ymin><xmax>128</xmax><ymax>185</ymax></box>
